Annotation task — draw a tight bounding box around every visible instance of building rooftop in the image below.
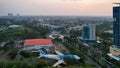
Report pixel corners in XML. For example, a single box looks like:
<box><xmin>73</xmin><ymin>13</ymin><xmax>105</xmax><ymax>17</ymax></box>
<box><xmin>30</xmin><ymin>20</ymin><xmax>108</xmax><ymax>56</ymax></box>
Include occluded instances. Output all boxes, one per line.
<box><xmin>113</xmin><ymin>3</ymin><xmax>120</xmax><ymax>6</ymax></box>
<box><xmin>24</xmin><ymin>39</ymin><xmax>52</xmax><ymax>46</ymax></box>
<box><xmin>108</xmin><ymin>53</ymin><xmax>120</xmax><ymax>61</ymax></box>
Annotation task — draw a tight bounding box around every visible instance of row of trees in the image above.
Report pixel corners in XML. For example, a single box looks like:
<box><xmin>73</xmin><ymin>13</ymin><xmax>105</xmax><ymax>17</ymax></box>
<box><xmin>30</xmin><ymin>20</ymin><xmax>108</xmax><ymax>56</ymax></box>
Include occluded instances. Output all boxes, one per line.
<box><xmin>20</xmin><ymin>51</ymin><xmax>39</xmax><ymax>58</ymax></box>
<box><xmin>16</xmin><ymin>20</ymin><xmax>49</xmax><ymax>38</ymax></box>
<box><xmin>0</xmin><ymin>59</ymin><xmax>49</xmax><ymax>68</ymax></box>
<box><xmin>0</xmin><ymin>19</ymin><xmax>49</xmax><ymax>42</ymax></box>
<box><xmin>0</xmin><ymin>28</ymin><xmax>41</xmax><ymax>42</ymax></box>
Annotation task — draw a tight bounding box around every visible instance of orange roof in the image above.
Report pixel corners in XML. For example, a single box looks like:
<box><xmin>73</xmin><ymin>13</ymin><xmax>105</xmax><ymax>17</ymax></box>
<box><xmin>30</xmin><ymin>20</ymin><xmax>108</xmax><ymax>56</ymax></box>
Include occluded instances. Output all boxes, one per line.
<box><xmin>24</xmin><ymin>39</ymin><xmax>52</xmax><ymax>46</ymax></box>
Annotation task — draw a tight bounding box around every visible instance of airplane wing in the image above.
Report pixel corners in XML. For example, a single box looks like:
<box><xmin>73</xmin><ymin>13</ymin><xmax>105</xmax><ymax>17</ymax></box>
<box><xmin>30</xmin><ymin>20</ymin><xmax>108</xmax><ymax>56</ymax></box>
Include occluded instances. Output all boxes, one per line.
<box><xmin>55</xmin><ymin>50</ymin><xmax>63</xmax><ymax>55</ymax></box>
<box><xmin>37</xmin><ymin>56</ymin><xmax>42</xmax><ymax>58</ymax></box>
<box><xmin>53</xmin><ymin>60</ymin><xmax>64</xmax><ymax>67</ymax></box>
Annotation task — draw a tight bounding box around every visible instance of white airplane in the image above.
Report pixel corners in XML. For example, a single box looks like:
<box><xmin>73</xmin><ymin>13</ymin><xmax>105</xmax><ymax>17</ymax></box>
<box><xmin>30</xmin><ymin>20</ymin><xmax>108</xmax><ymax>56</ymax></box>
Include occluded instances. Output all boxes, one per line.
<box><xmin>37</xmin><ymin>48</ymin><xmax>80</xmax><ymax>67</ymax></box>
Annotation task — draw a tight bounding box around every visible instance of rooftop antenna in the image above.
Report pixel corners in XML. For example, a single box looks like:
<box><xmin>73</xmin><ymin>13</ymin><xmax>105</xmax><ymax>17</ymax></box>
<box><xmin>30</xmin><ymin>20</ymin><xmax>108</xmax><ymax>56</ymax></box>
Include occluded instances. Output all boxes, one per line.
<box><xmin>113</xmin><ymin>3</ymin><xmax>120</xmax><ymax>6</ymax></box>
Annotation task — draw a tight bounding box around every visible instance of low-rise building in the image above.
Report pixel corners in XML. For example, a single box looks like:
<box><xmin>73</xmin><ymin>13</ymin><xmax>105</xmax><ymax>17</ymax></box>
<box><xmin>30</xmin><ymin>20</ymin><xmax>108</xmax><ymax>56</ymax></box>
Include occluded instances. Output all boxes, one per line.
<box><xmin>23</xmin><ymin>39</ymin><xmax>54</xmax><ymax>52</ymax></box>
<box><xmin>36</xmin><ymin>23</ymin><xmax>64</xmax><ymax>31</ymax></box>
<box><xmin>108</xmin><ymin>46</ymin><xmax>120</xmax><ymax>61</ymax></box>
<box><xmin>8</xmin><ymin>25</ymin><xmax>22</xmax><ymax>29</ymax></box>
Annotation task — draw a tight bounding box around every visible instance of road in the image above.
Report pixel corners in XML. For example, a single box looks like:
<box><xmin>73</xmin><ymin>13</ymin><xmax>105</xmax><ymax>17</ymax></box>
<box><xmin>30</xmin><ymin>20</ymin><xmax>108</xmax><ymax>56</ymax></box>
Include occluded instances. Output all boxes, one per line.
<box><xmin>62</xmin><ymin>41</ymin><xmax>102</xmax><ymax>68</ymax></box>
<box><xmin>76</xmin><ymin>47</ymin><xmax>102</xmax><ymax>68</ymax></box>
<box><xmin>0</xmin><ymin>42</ymin><xmax>6</xmax><ymax>47</ymax></box>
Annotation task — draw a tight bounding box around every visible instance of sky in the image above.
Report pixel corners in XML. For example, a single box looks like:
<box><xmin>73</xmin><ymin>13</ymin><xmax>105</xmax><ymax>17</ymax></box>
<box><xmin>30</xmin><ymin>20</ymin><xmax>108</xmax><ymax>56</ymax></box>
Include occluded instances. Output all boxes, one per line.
<box><xmin>0</xmin><ymin>0</ymin><xmax>120</xmax><ymax>16</ymax></box>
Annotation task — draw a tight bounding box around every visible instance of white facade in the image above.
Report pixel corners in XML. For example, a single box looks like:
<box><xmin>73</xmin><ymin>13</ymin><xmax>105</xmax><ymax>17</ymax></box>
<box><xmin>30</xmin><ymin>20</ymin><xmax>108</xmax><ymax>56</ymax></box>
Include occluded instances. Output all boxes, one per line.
<box><xmin>23</xmin><ymin>44</ymin><xmax>53</xmax><ymax>51</ymax></box>
<box><xmin>89</xmin><ymin>24</ymin><xmax>96</xmax><ymax>40</ymax></box>
<box><xmin>8</xmin><ymin>25</ymin><xmax>22</xmax><ymax>29</ymax></box>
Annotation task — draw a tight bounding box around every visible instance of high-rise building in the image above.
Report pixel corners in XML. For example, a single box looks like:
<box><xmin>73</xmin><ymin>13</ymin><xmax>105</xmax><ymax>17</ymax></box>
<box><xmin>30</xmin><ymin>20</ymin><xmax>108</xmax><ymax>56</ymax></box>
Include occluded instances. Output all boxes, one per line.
<box><xmin>8</xmin><ymin>13</ymin><xmax>13</xmax><ymax>17</ymax></box>
<box><xmin>80</xmin><ymin>24</ymin><xmax>96</xmax><ymax>42</ymax></box>
<box><xmin>108</xmin><ymin>3</ymin><xmax>120</xmax><ymax>61</ymax></box>
<box><xmin>113</xmin><ymin>4</ymin><xmax>120</xmax><ymax>49</ymax></box>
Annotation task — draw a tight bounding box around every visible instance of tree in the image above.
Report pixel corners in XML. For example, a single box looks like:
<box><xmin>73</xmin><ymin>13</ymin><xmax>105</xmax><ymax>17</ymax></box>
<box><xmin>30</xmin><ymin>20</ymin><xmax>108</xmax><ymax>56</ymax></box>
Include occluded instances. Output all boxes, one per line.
<box><xmin>20</xmin><ymin>51</ymin><xmax>32</xmax><ymax>58</ymax></box>
<box><xmin>8</xmin><ymin>48</ymin><xmax>18</xmax><ymax>59</ymax></box>
<box><xmin>0</xmin><ymin>61</ymin><xmax>6</xmax><ymax>68</ymax></box>
<box><xmin>34</xmin><ymin>59</ymin><xmax>49</xmax><ymax>68</ymax></box>
<box><xmin>12</xmin><ymin>65</ymin><xmax>17</xmax><ymax>68</ymax></box>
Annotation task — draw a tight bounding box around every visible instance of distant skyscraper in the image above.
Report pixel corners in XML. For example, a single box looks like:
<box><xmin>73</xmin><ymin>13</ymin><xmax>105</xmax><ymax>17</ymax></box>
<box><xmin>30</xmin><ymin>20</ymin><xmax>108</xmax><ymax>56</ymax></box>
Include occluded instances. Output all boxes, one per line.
<box><xmin>16</xmin><ymin>14</ymin><xmax>20</xmax><ymax>17</ymax></box>
<box><xmin>8</xmin><ymin>13</ymin><xmax>13</xmax><ymax>17</ymax></box>
<box><xmin>80</xmin><ymin>24</ymin><xmax>96</xmax><ymax>42</ymax></box>
<box><xmin>108</xmin><ymin>3</ymin><xmax>120</xmax><ymax>61</ymax></box>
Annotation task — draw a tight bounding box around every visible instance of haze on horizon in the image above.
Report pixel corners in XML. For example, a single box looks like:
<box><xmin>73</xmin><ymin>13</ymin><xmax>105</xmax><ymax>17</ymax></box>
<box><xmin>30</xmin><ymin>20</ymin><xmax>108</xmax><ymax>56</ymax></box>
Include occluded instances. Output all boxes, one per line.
<box><xmin>0</xmin><ymin>0</ymin><xmax>120</xmax><ymax>16</ymax></box>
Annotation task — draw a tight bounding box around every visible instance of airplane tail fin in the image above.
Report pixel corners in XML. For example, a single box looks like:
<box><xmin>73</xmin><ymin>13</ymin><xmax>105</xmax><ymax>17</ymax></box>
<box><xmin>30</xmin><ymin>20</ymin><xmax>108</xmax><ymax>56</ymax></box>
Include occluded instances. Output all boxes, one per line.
<box><xmin>39</xmin><ymin>48</ymin><xmax>47</xmax><ymax>55</ymax></box>
<box><xmin>37</xmin><ymin>48</ymin><xmax>47</xmax><ymax>58</ymax></box>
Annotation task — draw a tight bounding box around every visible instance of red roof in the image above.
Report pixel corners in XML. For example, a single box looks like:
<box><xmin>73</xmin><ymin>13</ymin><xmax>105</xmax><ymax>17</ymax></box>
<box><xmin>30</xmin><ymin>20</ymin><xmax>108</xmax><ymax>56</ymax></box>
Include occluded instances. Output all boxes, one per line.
<box><xmin>24</xmin><ymin>39</ymin><xmax>52</xmax><ymax>46</ymax></box>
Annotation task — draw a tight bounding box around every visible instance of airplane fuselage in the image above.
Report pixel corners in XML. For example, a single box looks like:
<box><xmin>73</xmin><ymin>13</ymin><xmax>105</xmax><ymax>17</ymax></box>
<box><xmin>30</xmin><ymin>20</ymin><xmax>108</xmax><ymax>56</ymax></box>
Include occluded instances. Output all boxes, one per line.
<box><xmin>42</xmin><ymin>54</ymin><xmax>76</xmax><ymax>60</ymax></box>
<box><xmin>42</xmin><ymin>54</ymin><xmax>60</xmax><ymax>60</ymax></box>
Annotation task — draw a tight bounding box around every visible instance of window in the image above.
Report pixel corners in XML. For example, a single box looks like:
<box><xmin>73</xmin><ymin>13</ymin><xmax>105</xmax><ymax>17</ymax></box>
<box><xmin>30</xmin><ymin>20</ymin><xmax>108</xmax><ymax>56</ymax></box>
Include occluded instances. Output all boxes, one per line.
<box><xmin>113</xmin><ymin>18</ymin><xmax>116</xmax><ymax>22</ymax></box>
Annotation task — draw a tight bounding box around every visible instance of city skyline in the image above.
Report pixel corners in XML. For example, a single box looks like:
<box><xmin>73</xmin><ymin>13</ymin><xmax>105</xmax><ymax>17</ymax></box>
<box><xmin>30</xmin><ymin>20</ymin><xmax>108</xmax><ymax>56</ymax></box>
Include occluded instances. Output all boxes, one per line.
<box><xmin>0</xmin><ymin>0</ymin><xmax>120</xmax><ymax>16</ymax></box>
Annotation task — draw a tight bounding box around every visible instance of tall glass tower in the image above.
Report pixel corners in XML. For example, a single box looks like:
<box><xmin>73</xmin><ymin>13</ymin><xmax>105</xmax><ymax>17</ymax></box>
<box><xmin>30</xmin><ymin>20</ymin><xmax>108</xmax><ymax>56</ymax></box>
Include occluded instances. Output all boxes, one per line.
<box><xmin>108</xmin><ymin>3</ymin><xmax>120</xmax><ymax>61</ymax></box>
<box><xmin>81</xmin><ymin>24</ymin><xmax>96</xmax><ymax>41</ymax></box>
<box><xmin>113</xmin><ymin>4</ymin><xmax>120</xmax><ymax>49</ymax></box>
